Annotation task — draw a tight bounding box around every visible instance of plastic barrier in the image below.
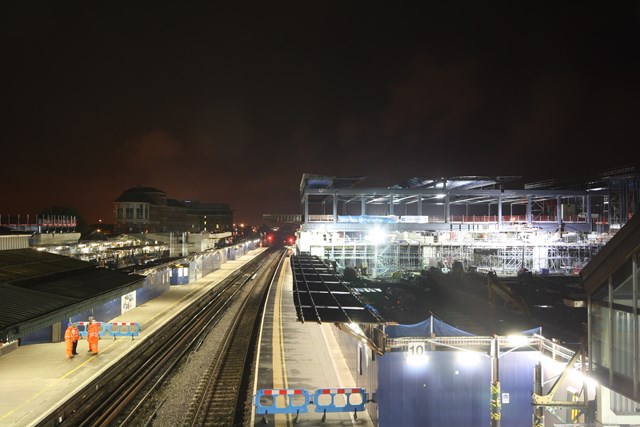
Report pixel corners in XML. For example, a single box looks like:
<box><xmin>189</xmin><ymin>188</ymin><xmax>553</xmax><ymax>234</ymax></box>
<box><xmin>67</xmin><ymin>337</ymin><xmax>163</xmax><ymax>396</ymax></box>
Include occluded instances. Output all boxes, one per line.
<box><xmin>77</xmin><ymin>321</ymin><xmax>141</xmax><ymax>340</ymax></box>
<box><xmin>313</xmin><ymin>388</ymin><xmax>368</xmax><ymax>421</ymax></box>
<box><xmin>254</xmin><ymin>387</ymin><xmax>369</xmax><ymax>422</ymax></box>
<box><xmin>105</xmin><ymin>322</ymin><xmax>142</xmax><ymax>340</ymax></box>
<box><xmin>254</xmin><ymin>389</ymin><xmax>311</xmax><ymax>423</ymax></box>
<box><xmin>76</xmin><ymin>321</ymin><xmax>102</xmax><ymax>338</ymax></box>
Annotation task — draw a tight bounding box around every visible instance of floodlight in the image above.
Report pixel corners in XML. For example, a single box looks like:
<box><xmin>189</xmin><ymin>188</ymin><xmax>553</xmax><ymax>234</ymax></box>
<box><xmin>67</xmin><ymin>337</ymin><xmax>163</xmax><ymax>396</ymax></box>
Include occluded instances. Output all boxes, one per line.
<box><xmin>406</xmin><ymin>354</ymin><xmax>429</xmax><ymax>366</ymax></box>
<box><xmin>507</xmin><ymin>335</ymin><xmax>529</xmax><ymax>347</ymax></box>
<box><xmin>568</xmin><ymin>369</ymin><xmax>599</xmax><ymax>388</ymax></box>
<box><xmin>366</xmin><ymin>226</ymin><xmax>386</xmax><ymax>244</ymax></box>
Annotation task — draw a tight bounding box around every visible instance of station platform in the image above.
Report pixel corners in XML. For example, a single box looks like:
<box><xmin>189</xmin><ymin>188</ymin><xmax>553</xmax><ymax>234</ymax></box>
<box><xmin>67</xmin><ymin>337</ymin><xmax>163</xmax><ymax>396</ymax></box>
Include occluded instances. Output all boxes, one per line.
<box><xmin>253</xmin><ymin>254</ymin><xmax>375</xmax><ymax>426</ymax></box>
<box><xmin>0</xmin><ymin>248</ymin><xmax>374</xmax><ymax>427</ymax></box>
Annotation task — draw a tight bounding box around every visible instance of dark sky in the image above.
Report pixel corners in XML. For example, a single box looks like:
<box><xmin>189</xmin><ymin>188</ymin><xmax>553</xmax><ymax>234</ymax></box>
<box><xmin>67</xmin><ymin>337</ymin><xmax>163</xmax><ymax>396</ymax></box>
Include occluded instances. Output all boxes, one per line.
<box><xmin>2</xmin><ymin>2</ymin><xmax>639</xmax><ymax>225</ymax></box>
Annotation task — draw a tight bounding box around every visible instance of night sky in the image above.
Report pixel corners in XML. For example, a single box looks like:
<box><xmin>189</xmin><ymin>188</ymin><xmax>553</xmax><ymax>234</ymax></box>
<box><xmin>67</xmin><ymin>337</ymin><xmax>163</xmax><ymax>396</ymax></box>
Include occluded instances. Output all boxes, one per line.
<box><xmin>2</xmin><ymin>3</ymin><xmax>639</xmax><ymax>226</ymax></box>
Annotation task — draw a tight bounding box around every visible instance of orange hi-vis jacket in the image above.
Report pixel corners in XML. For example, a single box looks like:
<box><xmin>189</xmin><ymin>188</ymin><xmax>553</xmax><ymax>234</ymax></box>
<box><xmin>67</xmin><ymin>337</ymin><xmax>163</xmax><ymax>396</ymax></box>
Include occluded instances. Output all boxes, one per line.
<box><xmin>64</xmin><ymin>327</ymin><xmax>74</xmax><ymax>358</ymax></box>
<box><xmin>87</xmin><ymin>322</ymin><xmax>100</xmax><ymax>353</ymax></box>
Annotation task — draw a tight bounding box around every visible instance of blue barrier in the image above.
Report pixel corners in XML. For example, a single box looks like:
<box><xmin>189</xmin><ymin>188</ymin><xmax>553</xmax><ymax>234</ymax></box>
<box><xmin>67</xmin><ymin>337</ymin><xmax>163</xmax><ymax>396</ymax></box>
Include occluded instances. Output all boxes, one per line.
<box><xmin>254</xmin><ymin>387</ymin><xmax>368</xmax><ymax>423</ymax></box>
<box><xmin>77</xmin><ymin>321</ymin><xmax>142</xmax><ymax>340</ymax></box>
<box><xmin>313</xmin><ymin>388</ymin><xmax>368</xmax><ymax>421</ymax></box>
<box><xmin>254</xmin><ymin>388</ymin><xmax>310</xmax><ymax>423</ymax></box>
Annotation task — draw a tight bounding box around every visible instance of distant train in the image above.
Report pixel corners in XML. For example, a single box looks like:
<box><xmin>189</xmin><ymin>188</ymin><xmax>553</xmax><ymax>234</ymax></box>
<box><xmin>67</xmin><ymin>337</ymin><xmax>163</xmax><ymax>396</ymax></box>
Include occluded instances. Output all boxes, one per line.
<box><xmin>263</xmin><ymin>230</ymin><xmax>296</xmax><ymax>247</ymax></box>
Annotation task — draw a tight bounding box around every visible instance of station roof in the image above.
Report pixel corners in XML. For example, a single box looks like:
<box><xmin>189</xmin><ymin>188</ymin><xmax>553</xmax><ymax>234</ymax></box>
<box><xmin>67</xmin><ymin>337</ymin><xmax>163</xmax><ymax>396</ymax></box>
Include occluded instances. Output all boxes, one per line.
<box><xmin>0</xmin><ymin>249</ymin><xmax>145</xmax><ymax>340</ymax></box>
<box><xmin>299</xmin><ymin>174</ymin><xmax>368</xmax><ymax>192</ymax></box>
<box><xmin>300</xmin><ymin>174</ymin><xmax>523</xmax><ymax>193</ymax></box>
<box><xmin>581</xmin><ymin>212</ymin><xmax>640</xmax><ymax>294</ymax></box>
<box><xmin>390</xmin><ymin>176</ymin><xmax>521</xmax><ymax>190</ymax></box>
<box><xmin>300</xmin><ymin>173</ymin><xmax>594</xmax><ymax>207</ymax></box>
<box><xmin>291</xmin><ymin>254</ymin><xmax>384</xmax><ymax>324</ymax></box>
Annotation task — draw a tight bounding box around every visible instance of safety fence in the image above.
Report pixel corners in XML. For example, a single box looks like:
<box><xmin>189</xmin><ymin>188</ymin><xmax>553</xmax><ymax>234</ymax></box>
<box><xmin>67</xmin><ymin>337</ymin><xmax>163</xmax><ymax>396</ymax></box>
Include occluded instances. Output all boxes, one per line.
<box><xmin>254</xmin><ymin>387</ymin><xmax>368</xmax><ymax>423</ymax></box>
<box><xmin>76</xmin><ymin>321</ymin><xmax>142</xmax><ymax>340</ymax></box>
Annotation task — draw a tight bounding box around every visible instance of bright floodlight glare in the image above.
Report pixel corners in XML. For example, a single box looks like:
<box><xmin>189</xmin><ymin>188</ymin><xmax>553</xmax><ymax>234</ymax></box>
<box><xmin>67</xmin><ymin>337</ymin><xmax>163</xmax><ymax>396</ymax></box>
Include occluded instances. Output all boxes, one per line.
<box><xmin>507</xmin><ymin>335</ymin><xmax>529</xmax><ymax>347</ymax></box>
<box><xmin>539</xmin><ymin>354</ymin><xmax>599</xmax><ymax>389</ymax></box>
<box><xmin>406</xmin><ymin>354</ymin><xmax>429</xmax><ymax>366</ymax></box>
<box><xmin>584</xmin><ymin>376</ymin><xmax>598</xmax><ymax>388</ymax></box>
<box><xmin>367</xmin><ymin>226</ymin><xmax>386</xmax><ymax>244</ymax></box>
<box><xmin>457</xmin><ymin>350</ymin><xmax>482</xmax><ymax>366</ymax></box>
<box><xmin>568</xmin><ymin>368</ymin><xmax>599</xmax><ymax>388</ymax></box>
<box><xmin>538</xmin><ymin>353</ymin><xmax>564</xmax><ymax>369</ymax></box>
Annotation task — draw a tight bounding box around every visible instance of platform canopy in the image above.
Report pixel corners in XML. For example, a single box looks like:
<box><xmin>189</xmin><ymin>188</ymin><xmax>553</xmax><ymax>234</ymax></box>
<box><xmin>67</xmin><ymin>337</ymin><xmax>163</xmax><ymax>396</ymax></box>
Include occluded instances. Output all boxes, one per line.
<box><xmin>0</xmin><ymin>249</ymin><xmax>145</xmax><ymax>340</ymax></box>
<box><xmin>291</xmin><ymin>254</ymin><xmax>385</xmax><ymax>324</ymax></box>
<box><xmin>385</xmin><ymin>315</ymin><xmax>542</xmax><ymax>338</ymax></box>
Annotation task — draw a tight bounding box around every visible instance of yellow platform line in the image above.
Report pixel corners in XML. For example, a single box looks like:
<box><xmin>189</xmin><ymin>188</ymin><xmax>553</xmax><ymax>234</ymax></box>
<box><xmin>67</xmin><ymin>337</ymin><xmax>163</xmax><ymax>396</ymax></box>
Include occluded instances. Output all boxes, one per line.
<box><xmin>0</xmin><ymin>352</ymin><xmax>98</xmax><ymax>422</ymax></box>
<box><xmin>271</xmin><ymin>263</ymin><xmax>292</xmax><ymax>426</ymax></box>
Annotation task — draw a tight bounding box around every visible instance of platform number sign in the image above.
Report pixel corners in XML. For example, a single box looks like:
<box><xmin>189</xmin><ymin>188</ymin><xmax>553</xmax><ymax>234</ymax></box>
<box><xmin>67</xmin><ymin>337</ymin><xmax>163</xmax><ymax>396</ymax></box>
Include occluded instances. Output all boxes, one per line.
<box><xmin>407</xmin><ymin>341</ymin><xmax>428</xmax><ymax>356</ymax></box>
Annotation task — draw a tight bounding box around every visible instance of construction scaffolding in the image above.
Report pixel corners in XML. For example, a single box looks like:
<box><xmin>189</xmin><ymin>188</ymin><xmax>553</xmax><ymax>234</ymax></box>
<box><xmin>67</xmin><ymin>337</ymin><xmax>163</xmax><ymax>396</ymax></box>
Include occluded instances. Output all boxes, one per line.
<box><xmin>313</xmin><ymin>229</ymin><xmax>608</xmax><ymax>278</ymax></box>
<box><xmin>297</xmin><ymin>172</ymin><xmax>640</xmax><ymax>278</ymax></box>
<box><xmin>321</xmin><ymin>243</ymin><xmax>376</xmax><ymax>274</ymax></box>
<box><xmin>432</xmin><ymin>230</ymin><xmax>605</xmax><ymax>276</ymax></box>
<box><xmin>319</xmin><ymin>242</ymin><xmax>422</xmax><ymax>277</ymax></box>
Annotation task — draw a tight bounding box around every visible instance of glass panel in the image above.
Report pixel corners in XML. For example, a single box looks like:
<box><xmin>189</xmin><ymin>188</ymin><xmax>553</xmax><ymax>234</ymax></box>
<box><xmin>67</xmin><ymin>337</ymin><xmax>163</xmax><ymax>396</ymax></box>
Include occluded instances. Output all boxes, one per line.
<box><xmin>635</xmin><ymin>253</ymin><xmax>640</xmax><ymax>310</ymax></box>
<box><xmin>612</xmin><ymin>309</ymin><xmax>633</xmax><ymax>378</ymax></box>
<box><xmin>611</xmin><ymin>389</ymin><xmax>640</xmax><ymax>415</ymax></box>
<box><xmin>591</xmin><ymin>304</ymin><xmax>610</xmax><ymax>370</ymax></box>
<box><xmin>613</xmin><ymin>259</ymin><xmax>633</xmax><ymax>308</ymax></box>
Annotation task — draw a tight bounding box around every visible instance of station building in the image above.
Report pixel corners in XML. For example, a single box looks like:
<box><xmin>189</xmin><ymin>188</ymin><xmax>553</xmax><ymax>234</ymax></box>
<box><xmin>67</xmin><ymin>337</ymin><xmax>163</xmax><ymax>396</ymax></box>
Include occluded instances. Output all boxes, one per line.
<box><xmin>113</xmin><ymin>186</ymin><xmax>233</xmax><ymax>234</ymax></box>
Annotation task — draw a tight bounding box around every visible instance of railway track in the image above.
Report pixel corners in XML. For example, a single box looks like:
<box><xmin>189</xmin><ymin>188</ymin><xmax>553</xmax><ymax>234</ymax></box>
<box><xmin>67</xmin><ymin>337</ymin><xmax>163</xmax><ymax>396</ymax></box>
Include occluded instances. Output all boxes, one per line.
<box><xmin>38</xmin><ymin>247</ymin><xmax>285</xmax><ymax>427</ymax></box>
<box><xmin>183</xmin><ymin>252</ymin><xmax>277</xmax><ymax>426</ymax></box>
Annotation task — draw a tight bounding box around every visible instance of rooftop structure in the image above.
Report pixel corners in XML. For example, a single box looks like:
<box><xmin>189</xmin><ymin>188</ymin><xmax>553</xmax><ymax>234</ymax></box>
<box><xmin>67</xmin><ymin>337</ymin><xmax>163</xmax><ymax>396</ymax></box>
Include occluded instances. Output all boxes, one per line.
<box><xmin>113</xmin><ymin>186</ymin><xmax>233</xmax><ymax>234</ymax></box>
<box><xmin>296</xmin><ymin>170</ymin><xmax>639</xmax><ymax>277</ymax></box>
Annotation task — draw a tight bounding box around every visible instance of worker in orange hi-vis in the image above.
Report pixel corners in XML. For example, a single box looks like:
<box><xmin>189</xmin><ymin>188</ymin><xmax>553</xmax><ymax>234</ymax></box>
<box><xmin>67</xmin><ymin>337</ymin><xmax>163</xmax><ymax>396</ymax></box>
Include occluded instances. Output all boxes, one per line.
<box><xmin>87</xmin><ymin>317</ymin><xmax>101</xmax><ymax>355</ymax></box>
<box><xmin>70</xmin><ymin>323</ymin><xmax>80</xmax><ymax>355</ymax></box>
<box><xmin>64</xmin><ymin>322</ymin><xmax>74</xmax><ymax>360</ymax></box>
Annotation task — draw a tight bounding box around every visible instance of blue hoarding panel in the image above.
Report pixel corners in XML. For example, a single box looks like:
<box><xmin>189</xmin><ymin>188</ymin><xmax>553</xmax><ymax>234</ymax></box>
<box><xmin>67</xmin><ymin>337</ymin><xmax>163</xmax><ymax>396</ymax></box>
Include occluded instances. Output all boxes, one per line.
<box><xmin>138</xmin><ymin>271</ymin><xmax>170</xmax><ymax>303</ymax></box>
<box><xmin>170</xmin><ymin>265</ymin><xmax>189</xmax><ymax>285</ymax></box>
<box><xmin>378</xmin><ymin>351</ymin><xmax>490</xmax><ymax>426</ymax></box>
<box><xmin>378</xmin><ymin>350</ymin><xmax>536</xmax><ymax>427</ymax></box>
<box><xmin>202</xmin><ymin>251</ymin><xmax>222</xmax><ymax>276</ymax></box>
<box><xmin>499</xmin><ymin>351</ymin><xmax>538</xmax><ymax>426</ymax></box>
<box><xmin>20</xmin><ymin>325</ymin><xmax>52</xmax><ymax>344</ymax></box>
